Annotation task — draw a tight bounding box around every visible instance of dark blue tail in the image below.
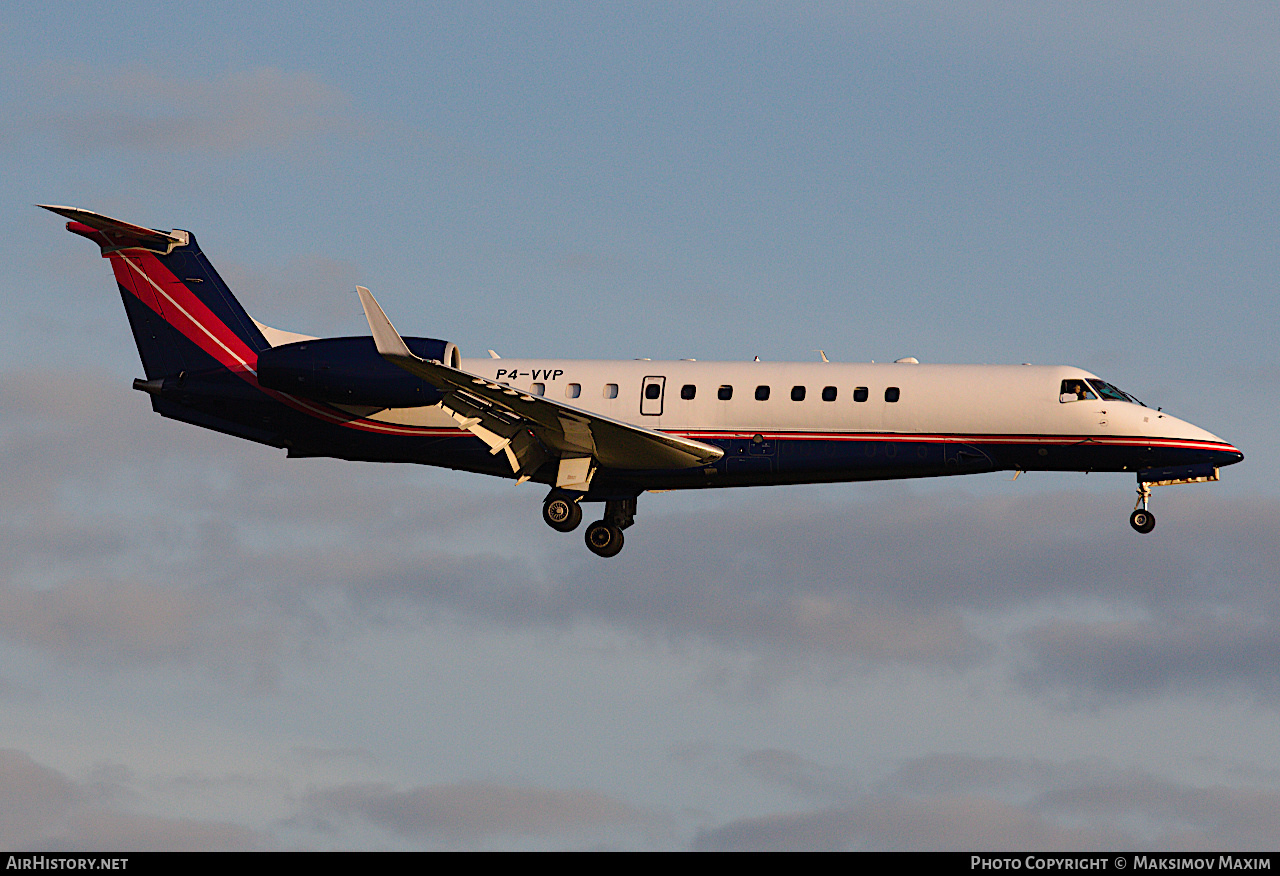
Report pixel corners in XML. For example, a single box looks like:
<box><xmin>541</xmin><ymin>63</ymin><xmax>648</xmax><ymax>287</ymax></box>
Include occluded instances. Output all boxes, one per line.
<box><xmin>42</xmin><ymin>205</ymin><xmax>269</xmax><ymax>380</ymax></box>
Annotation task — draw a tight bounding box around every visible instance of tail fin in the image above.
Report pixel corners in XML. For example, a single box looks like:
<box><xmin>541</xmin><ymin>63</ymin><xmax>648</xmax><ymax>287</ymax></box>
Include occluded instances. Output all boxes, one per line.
<box><xmin>41</xmin><ymin>205</ymin><xmax>269</xmax><ymax>380</ymax></box>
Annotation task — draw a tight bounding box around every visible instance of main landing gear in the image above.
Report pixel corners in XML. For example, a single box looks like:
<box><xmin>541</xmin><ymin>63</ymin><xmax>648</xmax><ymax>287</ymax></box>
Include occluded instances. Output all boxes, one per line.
<box><xmin>542</xmin><ymin>492</ymin><xmax>582</xmax><ymax>533</ymax></box>
<box><xmin>1129</xmin><ymin>481</ymin><xmax>1156</xmax><ymax>534</ymax></box>
<box><xmin>584</xmin><ymin>520</ymin><xmax>625</xmax><ymax>558</ymax></box>
<box><xmin>541</xmin><ymin>491</ymin><xmax>636</xmax><ymax>557</ymax></box>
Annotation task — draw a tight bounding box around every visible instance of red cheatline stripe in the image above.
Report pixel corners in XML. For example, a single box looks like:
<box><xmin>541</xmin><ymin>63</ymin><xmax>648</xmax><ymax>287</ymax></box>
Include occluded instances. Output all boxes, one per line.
<box><xmin>263</xmin><ymin>388</ymin><xmax>464</xmax><ymax>436</ymax></box>
<box><xmin>671</xmin><ymin>430</ymin><xmax>1237</xmax><ymax>453</ymax></box>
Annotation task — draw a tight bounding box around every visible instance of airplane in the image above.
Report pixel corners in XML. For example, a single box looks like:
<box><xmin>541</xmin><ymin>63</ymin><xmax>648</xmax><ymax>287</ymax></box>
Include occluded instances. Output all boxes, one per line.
<box><xmin>42</xmin><ymin>205</ymin><xmax>1243</xmax><ymax>557</ymax></box>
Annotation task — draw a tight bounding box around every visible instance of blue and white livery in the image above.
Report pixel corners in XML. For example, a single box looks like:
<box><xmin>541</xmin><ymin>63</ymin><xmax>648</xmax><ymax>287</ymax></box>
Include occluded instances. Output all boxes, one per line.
<box><xmin>44</xmin><ymin>206</ymin><xmax>1243</xmax><ymax>556</ymax></box>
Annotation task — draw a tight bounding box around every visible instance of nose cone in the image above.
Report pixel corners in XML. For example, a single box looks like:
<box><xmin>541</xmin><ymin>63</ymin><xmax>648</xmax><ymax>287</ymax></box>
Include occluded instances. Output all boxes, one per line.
<box><xmin>1215</xmin><ymin>443</ymin><xmax>1245</xmax><ymax>467</ymax></box>
<box><xmin>1138</xmin><ymin>408</ymin><xmax>1242</xmax><ymax>470</ymax></box>
<box><xmin>1185</xmin><ymin>422</ymin><xmax>1243</xmax><ymax>467</ymax></box>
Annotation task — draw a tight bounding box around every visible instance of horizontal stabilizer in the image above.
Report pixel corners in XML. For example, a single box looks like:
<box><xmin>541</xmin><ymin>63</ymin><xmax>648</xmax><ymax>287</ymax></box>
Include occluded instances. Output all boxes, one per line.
<box><xmin>38</xmin><ymin>204</ymin><xmax>187</xmax><ymax>254</ymax></box>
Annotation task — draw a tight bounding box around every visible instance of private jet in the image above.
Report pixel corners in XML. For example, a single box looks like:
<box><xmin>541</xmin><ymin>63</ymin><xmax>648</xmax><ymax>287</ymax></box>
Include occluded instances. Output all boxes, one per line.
<box><xmin>44</xmin><ymin>206</ymin><xmax>1243</xmax><ymax>556</ymax></box>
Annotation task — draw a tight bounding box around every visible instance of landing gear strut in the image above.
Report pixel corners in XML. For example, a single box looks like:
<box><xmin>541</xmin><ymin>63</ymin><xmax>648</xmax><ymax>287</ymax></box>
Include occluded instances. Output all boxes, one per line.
<box><xmin>1130</xmin><ymin>481</ymin><xmax>1156</xmax><ymax>533</ymax></box>
<box><xmin>584</xmin><ymin>497</ymin><xmax>637</xmax><ymax>558</ymax></box>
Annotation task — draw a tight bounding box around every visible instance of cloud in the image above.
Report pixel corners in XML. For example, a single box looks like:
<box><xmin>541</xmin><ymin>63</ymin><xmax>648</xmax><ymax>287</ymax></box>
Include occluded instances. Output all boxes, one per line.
<box><xmin>1037</xmin><ymin>773</ymin><xmax>1280</xmax><ymax>850</ymax></box>
<box><xmin>0</xmin><ymin>749</ymin><xmax>267</xmax><ymax>851</ymax></box>
<box><xmin>306</xmin><ymin>780</ymin><xmax>647</xmax><ymax>844</ymax></box>
<box><xmin>1021</xmin><ymin>614</ymin><xmax>1280</xmax><ymax>702</ymax></box>
<box><xmin>694</xmin><ymin>752</ymin><xmax>1280</xmax><ymax>851</ymax></box>
<box><xmin>348</xmin><ymin>546</ymin><xmax>982</xmax><ymax>666</ymax></box>
<box><xmin>23</xmin><ymin>65</ymin><xmax>359</xmax><ymax>154</ymax></box>
<box><xmin>0</xmin><ymin>750</ymin><xmax>80</xmax><ymax>848</ymax></box>
<box><xmin>693</xmin><ymin>793</ymin><xmax>1130</xmax><ymax>852</ymax></box>
<box><xmin>737</xmin><ymin>748</ymin><xmax>859</xmax><ymax>803</ymax></box>
<box><xmin>0</xmin><ymin>371</ymin><xmax>984</xmax><ymax>670</ymax></box>
<box><xmin>3</xmin><ymin>367</ymin><xmax>1277</xmax><ymax>698</ymax></box>
<box><xmin>48</xmin><ymin>812</ymin><xmax>266</xmax><ymax>853</ymax></box>
<box><xmin>3</xmin><ymin>747</ymin><xmax>645</xmax><ymax>850</ymax></box>
<box><xmin>0</xmin><ymin>577</ymin><xmax>281</xmax><ymax>673</ymax></box>
<box><xmin>886</xmin><ymin>753</ymin><xmax>1099</xmax><ymax>796</ymax></box>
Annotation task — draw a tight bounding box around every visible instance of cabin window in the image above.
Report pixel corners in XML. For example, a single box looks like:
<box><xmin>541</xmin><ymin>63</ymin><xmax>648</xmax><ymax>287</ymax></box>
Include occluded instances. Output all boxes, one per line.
<box><xmin>822</xmin><ymin>386</ymin><xmax>837</xmax><ymax>402</ymax></box>
<box><xmin>681</xmin><ymin>384</ymin><xmax>696</xmax><ymax>400</ymax></box>
<box><xmin>791</xmin><ymin>385</ymin><xmax>806</xmax><ymax>402</ymax></box>
<box><xmin>604</xmin><ymin>383</ymin><xmax>619</xmax><ymax>399</ymax></box>
<box><xmin>531</xmin><ymin>382</ymin><xmax>545</xmax><ymax>396</ymax></box>
<box><xmin>566</xmin><ymin>383</ymin><xmax>581</xmax><ymax>398</ymax></box>
<box><xmin>853</xmin><ymin>386</ymin><xmax>869</xmax><ymax>403</ymax></box>
<box><xmin>718</xmin><ymin>385</ymin><xmax>733</xmax><ymax>401</ymax></box>
<box><xmin>755</xmin><ymin>385</ymin><xmax>770</xmax><ymax>401</ymax></box>
<box><xmin>885</xmin><ymin>387</ymin><xmax>900</xmax><ymax>403</ymax></box>
<box><xmin>644</xmin><ymin>383</ymin><xmax>662</xmax><ymax>400</ymax></box>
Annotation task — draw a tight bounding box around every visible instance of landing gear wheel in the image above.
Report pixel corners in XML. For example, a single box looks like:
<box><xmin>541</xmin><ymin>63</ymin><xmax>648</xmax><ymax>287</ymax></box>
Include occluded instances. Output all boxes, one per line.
<box><xmin>1130</xmin><ymin>509</ymin><xmax>1156</xmax><ymax>534</ymax></box>
<box><xmin>584</xmin><ymin>521</ymin><xmax>625</xmax><ymax>557</ymax></box>
<box><xmin>543</xmin><ymin>495</ymin><xmax>582</xmax><ymax>532</ymax></box>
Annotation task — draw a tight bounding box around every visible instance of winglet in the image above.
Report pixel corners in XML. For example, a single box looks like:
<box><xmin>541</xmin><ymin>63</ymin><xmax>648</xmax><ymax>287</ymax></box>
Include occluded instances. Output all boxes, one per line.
<box><xmin>356</xmin><ymin>286</ymin><xmax>415</xmax><ymax>360</ymax></box>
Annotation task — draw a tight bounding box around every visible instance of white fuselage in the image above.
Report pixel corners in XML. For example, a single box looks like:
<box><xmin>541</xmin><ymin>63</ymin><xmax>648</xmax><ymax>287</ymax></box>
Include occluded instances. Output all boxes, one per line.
<box><xmin>359</xmin><ymin>358</ymin><xmax>1225</xmax><ymax>451</ymax></box>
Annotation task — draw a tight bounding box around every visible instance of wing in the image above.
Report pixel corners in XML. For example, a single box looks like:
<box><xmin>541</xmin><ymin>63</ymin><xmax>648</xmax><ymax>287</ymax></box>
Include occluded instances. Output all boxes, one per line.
<box><xmin>356</xmin><ymin>287</ymin><xmax>723</xmax><ymax>489</ymax></box>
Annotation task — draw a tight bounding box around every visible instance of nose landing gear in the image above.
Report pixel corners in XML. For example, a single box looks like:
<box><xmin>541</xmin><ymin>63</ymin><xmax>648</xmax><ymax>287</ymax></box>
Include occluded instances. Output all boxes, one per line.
<box><xmin>1130</xmin><ymin>481</ymin><xmax>1156</xmax><ymax>533</ymax></box>
<box><xmin>1130</xmin><ymin>508</ymin><xmax>1155</xmax><ymax>533</ymax></box>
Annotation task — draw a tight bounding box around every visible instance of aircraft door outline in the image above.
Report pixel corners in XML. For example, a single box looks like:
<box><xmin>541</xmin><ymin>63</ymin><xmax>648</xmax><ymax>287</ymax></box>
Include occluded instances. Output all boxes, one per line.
<box><xmin>640</xmin><ymin>375</ymin><xmax>665</xmax><ymax>416</ymax></box>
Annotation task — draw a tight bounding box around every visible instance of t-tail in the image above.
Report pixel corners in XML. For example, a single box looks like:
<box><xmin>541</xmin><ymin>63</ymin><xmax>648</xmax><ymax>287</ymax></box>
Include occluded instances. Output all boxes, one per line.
<box><xmin>44</xmin><ymin>205</ymin><xmax>459</xmax><ymax>453</ymax></box>
<box><xmin>42</xmin><ymin>204</ymin><xmax>306</xmax><ymax>447</ymax></box>
<box><xmin>40</xmin><ymin>205</ymin><xmax>269</xmax><ymax>381</ymax></box>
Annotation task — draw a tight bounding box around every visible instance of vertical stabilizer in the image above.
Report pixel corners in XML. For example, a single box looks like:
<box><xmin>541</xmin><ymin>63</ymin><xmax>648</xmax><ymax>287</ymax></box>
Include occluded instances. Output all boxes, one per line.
<box><xmin>41</xmin><ymin>205</ymin><xmax>269</xmax><ymax>380</ymax></box>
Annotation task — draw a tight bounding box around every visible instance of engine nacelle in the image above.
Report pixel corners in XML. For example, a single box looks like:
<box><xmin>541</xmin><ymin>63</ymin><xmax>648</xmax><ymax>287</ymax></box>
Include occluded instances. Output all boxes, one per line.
<box><xmin>256</xmin><ymin>336</ymin><xmax>460</xmax><ymax>407</ymax></box>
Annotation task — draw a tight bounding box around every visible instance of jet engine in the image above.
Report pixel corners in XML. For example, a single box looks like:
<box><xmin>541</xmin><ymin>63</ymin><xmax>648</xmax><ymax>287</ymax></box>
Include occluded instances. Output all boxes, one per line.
<box><xmin>256</xmin><ymin>336</ymin><xmax>460</xmax><ymax>407</ymax></box>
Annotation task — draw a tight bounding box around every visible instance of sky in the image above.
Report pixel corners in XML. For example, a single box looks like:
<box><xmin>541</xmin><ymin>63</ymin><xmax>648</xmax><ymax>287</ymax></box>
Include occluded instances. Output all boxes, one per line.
<box><xmin>2</xmin><ymin>1</ymin><xmax>1278</xmax><ymax>851</ymax></box>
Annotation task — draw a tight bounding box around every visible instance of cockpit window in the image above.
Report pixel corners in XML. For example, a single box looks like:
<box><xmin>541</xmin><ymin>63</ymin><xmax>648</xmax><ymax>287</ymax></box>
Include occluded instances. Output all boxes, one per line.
<box><xmin>1060</xmin><ymin>377</ymin><xmax>1145</xmax><ymax>405</ymax></box>
<box><xmin>1087</xmin><ymin>378</ymin><xmax>1144</xmax><ymax>406</ymax></box>
<box><xmin>1059</xmin><ymin>379</ymin><xmax>1097</xmax><ymax>402</ymax></box>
